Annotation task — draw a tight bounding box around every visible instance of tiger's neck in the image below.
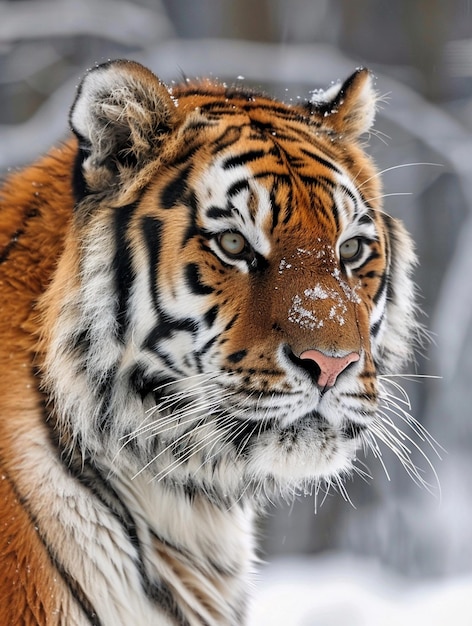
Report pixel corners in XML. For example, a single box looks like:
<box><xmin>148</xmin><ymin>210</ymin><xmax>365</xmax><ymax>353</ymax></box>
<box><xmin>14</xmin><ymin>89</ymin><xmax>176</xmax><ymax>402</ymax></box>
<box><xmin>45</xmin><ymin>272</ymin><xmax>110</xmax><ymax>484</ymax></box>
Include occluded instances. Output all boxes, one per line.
<box><xmin>66</xmin><ymin>450</ymin><xmax>257</xmax><ymax>625</ymax></box>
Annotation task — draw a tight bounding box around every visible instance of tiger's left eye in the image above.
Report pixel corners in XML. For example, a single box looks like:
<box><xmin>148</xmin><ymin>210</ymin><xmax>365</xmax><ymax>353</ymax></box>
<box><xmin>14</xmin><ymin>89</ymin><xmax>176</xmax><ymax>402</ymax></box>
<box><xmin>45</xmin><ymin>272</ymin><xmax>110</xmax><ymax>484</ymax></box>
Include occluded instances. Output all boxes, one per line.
<box><xmin>218</xmin><ymin>232</ymin><xmax>247</xmax><ymax>257</ymax></box>
<box><xmin>340</xmin><ymin>237</ymin><xmax>361</xmax><ymax>261</ymax></box>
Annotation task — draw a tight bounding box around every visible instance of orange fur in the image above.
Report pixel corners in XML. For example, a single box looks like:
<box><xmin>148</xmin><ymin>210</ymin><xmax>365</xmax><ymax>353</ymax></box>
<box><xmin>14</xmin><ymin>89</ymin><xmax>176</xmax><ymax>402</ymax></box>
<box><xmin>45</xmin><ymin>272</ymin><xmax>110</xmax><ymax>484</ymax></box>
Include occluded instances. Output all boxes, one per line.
<box><xmin>0</xmin><ymin>141</ymin><xmax>76</xmax><ymax>624</ymax></box>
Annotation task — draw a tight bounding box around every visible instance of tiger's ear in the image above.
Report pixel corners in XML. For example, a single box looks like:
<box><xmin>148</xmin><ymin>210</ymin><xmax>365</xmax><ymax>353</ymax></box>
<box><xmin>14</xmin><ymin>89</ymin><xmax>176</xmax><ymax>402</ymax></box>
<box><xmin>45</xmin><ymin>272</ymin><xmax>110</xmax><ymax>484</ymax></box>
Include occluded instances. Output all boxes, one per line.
<box><xmin>311</xmin><ymin>68</ymin><xmax>377</xmax><ymax>139</ymax></box>
<box><xmin>70</xmin><ymin>60</ymin><xmax>179</xmax><ymax>195</ymax></box>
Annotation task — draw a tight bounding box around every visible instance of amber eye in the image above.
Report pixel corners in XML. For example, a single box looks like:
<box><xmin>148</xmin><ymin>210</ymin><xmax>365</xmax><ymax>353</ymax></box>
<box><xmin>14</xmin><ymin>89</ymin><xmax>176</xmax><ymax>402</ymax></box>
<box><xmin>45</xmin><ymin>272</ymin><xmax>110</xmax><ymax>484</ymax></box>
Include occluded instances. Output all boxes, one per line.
<box><xmin>218</xmin><ymin>232</ymin><xmax>247</xmax><ymax>257</ymax></box>
<box><xmin>340</xmin><ymin>237</ymin><xmax>361</xmax><ymax>261</ymax></box>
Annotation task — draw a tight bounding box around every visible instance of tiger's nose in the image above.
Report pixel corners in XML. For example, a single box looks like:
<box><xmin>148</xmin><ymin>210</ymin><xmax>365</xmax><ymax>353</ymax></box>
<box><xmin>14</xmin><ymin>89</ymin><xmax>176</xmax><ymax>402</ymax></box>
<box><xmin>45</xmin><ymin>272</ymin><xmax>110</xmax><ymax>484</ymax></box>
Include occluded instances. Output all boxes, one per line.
<box><xmin>299</xmin><ymin>349</ymin><xmax>360</xmax><ymax>389</ymax></box>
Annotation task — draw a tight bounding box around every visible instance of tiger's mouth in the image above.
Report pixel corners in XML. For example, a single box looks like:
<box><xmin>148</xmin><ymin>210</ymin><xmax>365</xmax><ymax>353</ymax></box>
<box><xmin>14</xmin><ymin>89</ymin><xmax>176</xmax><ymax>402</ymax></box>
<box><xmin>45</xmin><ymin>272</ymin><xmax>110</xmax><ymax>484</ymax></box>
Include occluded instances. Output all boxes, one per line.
<box><xmin>223</xmin><ymin>405</ymin><xmax>366</xmax><ymax>455</ymax></box>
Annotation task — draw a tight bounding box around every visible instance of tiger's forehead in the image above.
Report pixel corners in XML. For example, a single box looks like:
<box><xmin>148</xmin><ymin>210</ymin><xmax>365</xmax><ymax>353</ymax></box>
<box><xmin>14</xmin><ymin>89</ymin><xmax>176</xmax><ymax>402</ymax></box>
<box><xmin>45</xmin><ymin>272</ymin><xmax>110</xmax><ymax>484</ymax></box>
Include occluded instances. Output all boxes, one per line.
<box><xmin>191</xmin><ymin>123</ymin><xmax>371</xmax><ymax>243</ymax></box>
<box><xmin>169</xmin><ymin>84</ymin><xmax>380</xmax><ymax>217</ymax></box>
<box><xmin>175</xmin><ymin>84</ymin><xmax>373</xmax><ymax>174</ymax></box>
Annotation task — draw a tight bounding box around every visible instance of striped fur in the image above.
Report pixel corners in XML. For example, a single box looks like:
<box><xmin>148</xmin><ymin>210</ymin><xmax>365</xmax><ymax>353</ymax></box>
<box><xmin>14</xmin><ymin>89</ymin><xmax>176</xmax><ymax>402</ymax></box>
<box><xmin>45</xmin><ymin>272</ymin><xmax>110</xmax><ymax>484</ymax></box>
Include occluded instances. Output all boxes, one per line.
<box><xmin>0</xmin><ymin>60</ymin><xmax>419</xmax><ymax>624</ymax></box>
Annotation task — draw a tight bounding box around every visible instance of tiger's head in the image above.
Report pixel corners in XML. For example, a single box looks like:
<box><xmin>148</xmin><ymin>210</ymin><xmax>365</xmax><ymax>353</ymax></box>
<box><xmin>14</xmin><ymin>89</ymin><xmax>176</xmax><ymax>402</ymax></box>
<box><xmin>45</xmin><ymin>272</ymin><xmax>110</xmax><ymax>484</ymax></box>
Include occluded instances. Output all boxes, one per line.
<box><xmin>43</xmin><ymin>60</ymin><xmax>418</xmax><ymax>502</ymax></box>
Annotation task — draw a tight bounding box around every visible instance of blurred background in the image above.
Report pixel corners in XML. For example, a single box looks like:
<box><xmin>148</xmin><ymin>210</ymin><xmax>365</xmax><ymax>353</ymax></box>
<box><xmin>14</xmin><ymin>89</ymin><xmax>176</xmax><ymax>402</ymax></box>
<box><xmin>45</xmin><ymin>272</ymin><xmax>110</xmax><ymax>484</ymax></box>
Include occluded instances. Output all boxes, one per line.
<box><xmin>1</xmin><ymin>1</ymin><xmax>471</xmax><ymax>623</ymax></box>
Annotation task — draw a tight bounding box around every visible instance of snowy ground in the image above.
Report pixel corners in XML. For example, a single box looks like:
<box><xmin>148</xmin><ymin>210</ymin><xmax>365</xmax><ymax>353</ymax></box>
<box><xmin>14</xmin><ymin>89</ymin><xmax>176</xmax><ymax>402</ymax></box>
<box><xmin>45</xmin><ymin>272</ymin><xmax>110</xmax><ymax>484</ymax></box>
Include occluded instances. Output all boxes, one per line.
<box><xmin>249</xmin><ymin>554</ymin><xmax>472</xmax><ymax>626</ymax></box>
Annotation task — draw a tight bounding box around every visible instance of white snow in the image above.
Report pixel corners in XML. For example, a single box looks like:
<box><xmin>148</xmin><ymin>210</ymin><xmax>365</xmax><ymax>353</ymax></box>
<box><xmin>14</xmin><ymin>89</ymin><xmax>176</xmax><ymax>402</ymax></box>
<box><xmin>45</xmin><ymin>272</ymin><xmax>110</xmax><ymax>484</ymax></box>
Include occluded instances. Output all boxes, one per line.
<box><xmin>304</xmin><ymin>286</ymin><xmax>330</xmax><ymax>300</ymax></box>
<box><xmin>250</xmin><ymin>554</ymin><xmax>472</xmax><ymax>626</ymax></box>
<box><xmin>279</xmin><ymin>259</ymin><xmax>293</xmax><ymax>273</ymax></box>
<box><xmin>288</xmin><ymin>294</ymin><xmax>324</xmax><ymax>330</ymax></box>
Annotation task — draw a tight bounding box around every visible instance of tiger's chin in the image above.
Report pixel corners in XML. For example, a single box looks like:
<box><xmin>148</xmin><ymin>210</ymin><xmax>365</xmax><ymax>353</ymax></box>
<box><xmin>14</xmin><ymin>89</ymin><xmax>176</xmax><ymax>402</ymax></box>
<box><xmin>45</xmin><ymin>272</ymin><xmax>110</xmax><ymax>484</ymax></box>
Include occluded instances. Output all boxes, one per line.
<box><xmin>239</xmin><ymin>412</ymin><xmax>362</xmax><ymax>490</ymax></box>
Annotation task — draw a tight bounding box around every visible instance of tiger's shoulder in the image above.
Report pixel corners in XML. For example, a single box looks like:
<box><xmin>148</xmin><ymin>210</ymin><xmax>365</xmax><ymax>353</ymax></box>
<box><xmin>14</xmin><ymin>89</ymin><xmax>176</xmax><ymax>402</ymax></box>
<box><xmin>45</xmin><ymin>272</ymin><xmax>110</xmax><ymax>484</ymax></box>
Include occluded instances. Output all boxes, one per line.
<box><xmin>0</xmin><ymin>142</ymin><xmax>77</xmax><ymax>623</ymax></box>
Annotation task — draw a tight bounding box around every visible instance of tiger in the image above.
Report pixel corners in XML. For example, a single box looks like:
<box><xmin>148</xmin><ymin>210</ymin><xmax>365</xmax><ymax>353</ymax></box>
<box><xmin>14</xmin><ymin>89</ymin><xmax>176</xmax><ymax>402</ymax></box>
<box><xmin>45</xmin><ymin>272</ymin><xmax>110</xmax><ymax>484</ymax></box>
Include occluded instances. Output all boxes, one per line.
<box><xmin>0</xmin><ymin>59</ymin><xmax>421</xmax><ymax>625</ymax></box>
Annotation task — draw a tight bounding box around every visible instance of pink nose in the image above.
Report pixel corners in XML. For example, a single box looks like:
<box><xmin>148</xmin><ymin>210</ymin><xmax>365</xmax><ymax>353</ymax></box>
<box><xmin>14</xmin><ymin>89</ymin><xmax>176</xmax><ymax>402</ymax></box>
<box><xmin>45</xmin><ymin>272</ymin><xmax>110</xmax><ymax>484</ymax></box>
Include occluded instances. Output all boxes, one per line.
<box><xmin>299</xmin><ymin>349</ymin><xmax>360</xmax><ymax>389</ymax></box>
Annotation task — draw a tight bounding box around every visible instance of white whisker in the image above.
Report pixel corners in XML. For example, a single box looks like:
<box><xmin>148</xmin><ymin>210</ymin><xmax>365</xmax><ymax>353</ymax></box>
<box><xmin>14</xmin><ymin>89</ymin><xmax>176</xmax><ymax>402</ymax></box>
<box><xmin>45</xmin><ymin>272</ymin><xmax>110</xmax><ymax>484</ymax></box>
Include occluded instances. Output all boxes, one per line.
<box><xmin>368</xmin><ymin>127</ymin><xmax>390</xmax><ymax>145</ymax></box>
<box><xmin>334</xmin><ymin>474</ymin><xmax>356</xmax><ymax>508</ymax></box>
<box><xmin>116</xmin><ymin>393</ymin><xmax>221</xmax><ymax>454</ymax></box>
<box><xmin>351</xmin><ymin>458</ymin><xmax>373</xmax><ymax>483</ymax></box>
<box><xmin>132</xmin><ymin>414</ymin><xmax>222</xmax><ymax>480</ymax></box>
<box><xmin>154</xmin><ymin>415</ymin><xmax>242</xmax><ymax>484</ymax></box>
<box><xmin>365</xmin><ymin>403</ymin><xmax>442</xmax><ymax>497</ymax></box>
<box><xmin>357</xmin><ymin>162</ymin><xmax>442</xmax><ymax>190</ymax></box>
<box><xmin>118</xmin><ymin>381</ymin><xmax>227</xmax><ymax>450</ymax></box>
<box><xmin>150</xmin><ymin>396</ymin><xmax>253</xmax><ymax>484</ymax></box>
<box><xmin>192</xmin><ymin>408</ymin><xmax>255</xmax><ymax>477</ymax></box>
<box><xmin>362</xmin><ymin>431</ymin><xmax>391</xmax><ymax>482</ymax></box>
<box><xmin>378</xmin><ymin>377</ymin><xmax>444</xmax><ymax>454</ymax></box>
<box><xmin>365</xmin><ymin>192</ymin><xmax>413</xmax><ymax>203</ymax></box>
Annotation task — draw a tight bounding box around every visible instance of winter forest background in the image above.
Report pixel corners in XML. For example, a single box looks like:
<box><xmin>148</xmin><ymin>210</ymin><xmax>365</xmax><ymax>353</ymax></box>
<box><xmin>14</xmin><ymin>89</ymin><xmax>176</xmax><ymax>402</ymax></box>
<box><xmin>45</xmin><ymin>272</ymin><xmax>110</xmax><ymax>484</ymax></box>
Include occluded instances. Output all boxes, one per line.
<box><xmin>1</xmin><ymin>1</ymin><xmax>472</xmax><ymax>623</ymax></box>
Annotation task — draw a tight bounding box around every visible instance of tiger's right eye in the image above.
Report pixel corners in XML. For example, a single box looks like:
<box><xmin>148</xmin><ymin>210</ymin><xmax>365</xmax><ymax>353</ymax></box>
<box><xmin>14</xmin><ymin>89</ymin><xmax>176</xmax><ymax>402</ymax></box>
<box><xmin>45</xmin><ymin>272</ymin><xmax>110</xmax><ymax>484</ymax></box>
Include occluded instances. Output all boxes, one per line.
<box><xmin>340</xmin><ymin>237</ymin><xmax>362</xmax><ymax>261</ymax></box>
<box><xmin>218</xmin><ymin>232</ymin><xmax>247</xmax><ymax>257</ymax></box>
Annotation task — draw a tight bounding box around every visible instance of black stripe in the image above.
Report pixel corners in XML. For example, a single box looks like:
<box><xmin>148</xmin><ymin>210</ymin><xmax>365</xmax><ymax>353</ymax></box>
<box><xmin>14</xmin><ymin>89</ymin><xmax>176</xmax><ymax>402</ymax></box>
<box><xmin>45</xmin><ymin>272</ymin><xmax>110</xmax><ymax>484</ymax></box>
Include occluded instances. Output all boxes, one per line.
<box><xmin>299</xmin><ymin>147</ymin><xmax>341</xmax><ymax>174</ymax></box>
<box><xmin>342</xmin><ymin>422</ymin><xmax>368</xmax><ymax>439</ymax></box>
<box><xmin>0</xmin><ymin>206</ymin><xmax>40</xmax><ymax>265</ymax></box>
<box><xmin>114</xmin><ymin>203</ymin><xmax>137</xmax><ymax>341</ymax></box>
<box><xmin>146</xmin><ymin>316</ymin><xmax>198</xmax><ymax>346</ymax></box>
<box><xmin>203</xmin><ymin>304</ymin><xmax>219</xmax><ymax>326</ymax></box>
<box><xmin>371</xmin><ymin>318</ymin><xmax>383</xmax><ymax>337</ymax></box>
<box><xmin>281</xmin><ymin>183</ymin><xmax>295</xmax><ymax>225</ymax></box>
<box><xmin>141</xmin><ymin>216</ymin><xmax>163</xmax><ymax>313</ymax></box>
<box><xmin>298</xmin><ymin>175</ymin><xmax>336</xmax><ymax>199</ymax></box>
<box><xmin>227</xmin><ymin>179</ymin><xmax>251</xmax><ymax>199</ymax></box>
<box><xmin>182</xmin><ymin>119</ymin><xmax>212</xmax><ymax>132</ymax></box>
<box><xmin>160</xmin><ymin>165</ymin><xmax>191</xmax><ymax>210</ymax></box>
<box><xmin>72</xmin><ymin>147</ymin><xmax>90</xmax><ymax>203</ymax></box>
<box><xmin>250</xmin><ymin>250</ymin><xmax>269</xmax><ymax>273</ymax></box>
<box><xmin>67</xmin><ymin>328</ymin><xmax>91</xmax><ymax>361</ymax></box>
<box><xmin>145</xmin><ymin>342</ymin><xmax>189</xmax><ymax>377</ymax></box>
<box><xmin>358</xmin><ymin>212</ymin><xmax>373</xmax><ymax>225</ymax></box>
<box><xmin>185</xmin><ymin>263</ymin><xmax>214</xmax><ymax>295</ymax></box>
<box><xmin>128</xmin><ymin>364</ymin><xmax>160</xmax><ymax>400</ymax></box>
<box><xmin>344</xmin><ymin>391</ymin><xmax>377</xmax><ymax>402</ymax></box>
<box><xmin>222</xmin><ymin>149</ymin><xmax>266</xmax><ymax>169</ymax></box>
<box><xmin>221</xmin><ymin>415</ymin><xmax>272</xmax><ymax>456</ymax></box>
<box><xmin>307</xmin><ymin>193</ymin><xmax>337</xmax><ymax>231</ymax></box>
<box><xmin>195</xmin><ymin>334</ymin><xmax>219</xmax><ymax>365</ymax></box>
<box><xmin>206</xmin><ymin>206</ymin><xmax>234</xmax><ymax>220</ymax></box>
<box><xmin>382</xmin><ymin>213</ymin><xmax>396</xmax><ymax>304</ymax></box>
<box><xmin>223</xmin><ymin>313</ymin><xmax>239</xmax><ymax>333</ymax></box>
<box><xmin>94</xmin><ymin>367</ymin><xmax>118</xmax><ymax>433</ymax></box>
<box><xmin>0</xmin><ymin>228</ymin><xmax>23</xmax><ymax>264</ymax></box>
<box><xmin>339</xmin><ymin>185</ymin><xmax>359</xmax><ymax>214</ymax></box>
<box><xmin>180</xmin><ymin>191</ymin><xmax>201</xmax><ymax>248</ymax></box>
<box><xmin>198</xmin><ymin>101</ymin><xmax>244</xmax><ymax>115</ymax></box>
<box><xmin>186</xmin><ymin>92</ymin><xmax>290</xmax><ymax>119</ymax></box>
<box><xmin>179</xmin><ymin>88</ymin><xmax>318</xmax><ymax>126</ymax></box>
<box><xmin>315</xmin><ymin>175</ymin><xmax>336</xmax><ymax>190</ymax></box>
<box><xmin>211</xmin><ymin>125</ymin><xmax>243</xmax><ymax>153</ymax></box>
<box><xmin>329</xmin><ymin>199</ymin><xmax>340</xmax><ymax>231</ymax></box>
<box><xmin>252</xmin><ymin>171</ymin><xmax>291</xmax><ymax>185</ymax></box>
<box><xmin>227</xmin><ymin>350</ymin><xmax>247</xmax><ymax>364</ymax></box>
<box><xmin>373</xmin><ymin>266</ymin><xmax>388</xmax><ymax>306</ymax></box>
<box><xmin>269</xmin><ymin>189</ymin><xmax>281</xmax><ymax>231</ymax></box>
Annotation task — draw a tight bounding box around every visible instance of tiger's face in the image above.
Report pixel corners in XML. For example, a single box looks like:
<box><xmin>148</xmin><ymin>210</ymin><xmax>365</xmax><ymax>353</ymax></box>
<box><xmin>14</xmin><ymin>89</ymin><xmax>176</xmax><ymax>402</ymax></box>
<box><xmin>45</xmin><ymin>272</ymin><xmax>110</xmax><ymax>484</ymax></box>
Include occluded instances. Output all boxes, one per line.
<box><xmin>44</xmin><ymin>61</ymin><xmax>418</xmax><ymax>501</ymax></box>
